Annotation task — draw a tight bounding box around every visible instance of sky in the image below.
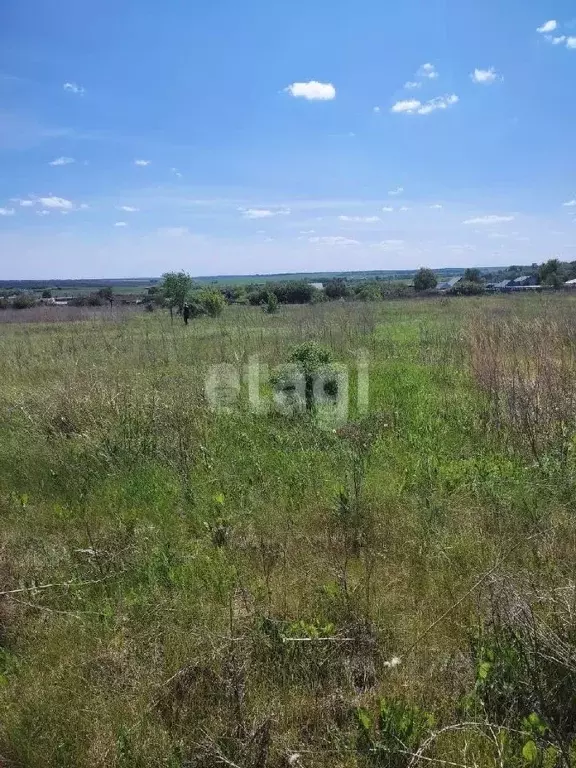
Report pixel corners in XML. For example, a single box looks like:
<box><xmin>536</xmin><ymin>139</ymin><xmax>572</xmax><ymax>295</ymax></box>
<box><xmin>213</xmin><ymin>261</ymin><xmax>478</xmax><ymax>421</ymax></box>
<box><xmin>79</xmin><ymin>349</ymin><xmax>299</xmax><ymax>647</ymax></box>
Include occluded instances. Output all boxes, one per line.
<box><xmin>0</xmin><ymin>0</ymin><xmax>575</xmax><ymax>279</ymax></box>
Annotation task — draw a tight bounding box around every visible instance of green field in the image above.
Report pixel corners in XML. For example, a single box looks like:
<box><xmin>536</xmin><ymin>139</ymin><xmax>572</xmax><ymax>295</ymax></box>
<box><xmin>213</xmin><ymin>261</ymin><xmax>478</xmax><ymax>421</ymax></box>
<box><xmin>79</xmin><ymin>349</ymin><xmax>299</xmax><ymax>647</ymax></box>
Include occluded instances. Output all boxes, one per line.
<box><xmin>1</xmin><ymin>295</ymin><xmax>576</xmax><ymax>767</ymax></box>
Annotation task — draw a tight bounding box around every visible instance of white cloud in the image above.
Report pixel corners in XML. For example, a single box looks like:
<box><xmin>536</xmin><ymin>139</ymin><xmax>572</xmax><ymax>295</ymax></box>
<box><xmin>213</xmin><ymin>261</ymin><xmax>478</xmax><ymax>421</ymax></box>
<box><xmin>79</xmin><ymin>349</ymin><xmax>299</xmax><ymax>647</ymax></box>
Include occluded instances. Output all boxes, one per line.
<box><xmin>0</xmin><ymin>207</ymin><xmax>15</xmax><ymax>216</ymax></box>
<box><xmin>239</xmin><ymin>207</ymin><xmax>290</xmax><ymax>219</ymax></box>
<box><xmin>388</xmin><ymin>186</ymin><xmax>404</xmax><ymax>196</ymax></box>
<box><xmin>404</xmin><ymin>80</ymin><xmax>421</xmax><ymax>89</ymax></box>
<box><xmin>134</xmin><ymin>159</ymin><xmax>150</xmax><ymax>166</ymax></box>
<box><xmin>391</xmin><ymin>94</ymin><xmax>458</xmax><ymax>115</ymax></box>
<box><xmin>158</xmin><ymin>227</ymin><xmax>189</xmax><ymax>237</ymax></box>
<box><xmin>36</xmin><ymin>210</ymin><xmax>50</xmax><ymax>216</ymax></box>
<box><xmin>79</xmin><ymin>203</ymin><xmax>90</xmax><ymax>210</ymax></box>
<box><xmin>417</xmin><ymin>63</ymin><xmax>438</xmax><ymax>79</ymax></box>
<box><xmin>117</xmin><ymin>205</ymin><xmax>139</xmax><ymax>212</ymax></box>
<box><xmin>309</xmin><ymin>235</ymin><xmax>359</xmax><ymax>246</ymax></box>
<box><xmin>382</xmin><ymin>206</ymin><xmax>394</xmax><ymax>212</ymax></box>
<box><xmin>373</xmin><ymin>106</ymin><xmax>381</xmax><ymax>113</ymax></box>
<box><xmin>399</xmin><ymin>206</ymin><xmax>410</xmax><ymax>211</ymax></box>
<box><xmin>391</xmin><ymin>99</ymin><xmax>422</xmax><ymax>113</ymax></box>
<box><xmin>567</xmin><ymin>37</ymin><xmax>576</xmax><ymax>48</ymax></box>
<box><xmin>430</xmin><ymin>204</ymin><xmax>443</xmax><ymax>209</ymax></box>
<box><xmin>537</xmin><ymin>19</ymin><xmax>557</xmax><ymax>33</ymax></box>
<box><xmin>463</xmin><ymin>214</ymin><xmax>515</xmax><ymax>224</ymax></box>
<box><xmin>550</xmin><ymin>35</ymin><xmax>567</xmax><ymax>45</ymax></box>
<box><xmin>38</xmin><ymin>196</ymin><xmax>74</xmax><ymax>210</ymax></box>
<box><xmin>339</xmin><ymin>214</ymin><xmax>380</xmax><ymax>223</ymax></box>
<box><xmin>563</xmin><ymin>199</ymin><xmax>576</xmax><ymax>207</ymax></box>
<box><xmin>416</xmin><ymin>94</ymin><xmax>459</xmax><ymax>115</ymax></box>
<box><xmin>12</xmin><ymin>198</ymin><xmax>34</xmax><ymax>207</ymax></box>
<box><xmin>373</xmin><ymin>239</ymin><xmax>405</xmax><ymax>250</ymax></box>
<box><xmin>471</xmin><ymin>67</ymin><xmax>500</xmax><ymax>84</ymax></box>
<box><xmin>284</xmin><ymin>81</ymin><xmax>336</xmax><ymax>100</ymax></box>
<box><xmin>299</xmin><ymin>230</ymin><xmax>315</xmax><ymax>234</ymax></box>
<box><xmin>49</xmin><ymin>156</ymin><xmax>76</xmax><ymax>166</ymax></box>
<box><xmin>114</xmin><ymin>221</ymin><xmax>128</xmax><ymax>227</ymax></box>
<box><xmin>63</xmin><ymin>82</ymin><xmax>85</xmax><ymax>94</ymax></box>
<box><xmin>170</xmin><ymin>167</ymin><xmax>182</xmax><ymax>178</ymax></box>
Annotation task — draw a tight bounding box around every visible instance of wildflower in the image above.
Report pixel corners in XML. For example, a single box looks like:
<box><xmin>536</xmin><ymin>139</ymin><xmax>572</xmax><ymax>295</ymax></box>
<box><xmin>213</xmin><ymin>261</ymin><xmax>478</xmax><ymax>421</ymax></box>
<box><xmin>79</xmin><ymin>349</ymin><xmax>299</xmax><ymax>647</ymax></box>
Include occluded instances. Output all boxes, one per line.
<box><xmin>383</xmin><ymin>656</ymin><xmax>402</xmax><ymax>669</ymax></box>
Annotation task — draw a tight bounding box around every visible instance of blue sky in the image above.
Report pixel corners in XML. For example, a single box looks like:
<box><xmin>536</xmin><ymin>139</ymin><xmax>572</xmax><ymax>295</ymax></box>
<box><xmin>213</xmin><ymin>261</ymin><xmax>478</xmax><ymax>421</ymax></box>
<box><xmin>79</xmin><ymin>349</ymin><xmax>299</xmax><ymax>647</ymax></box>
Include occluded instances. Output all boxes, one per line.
<box><xmin>1</xmin><ymin>0</ymin><xmax>575</xmax><ymax>278</ymax></box>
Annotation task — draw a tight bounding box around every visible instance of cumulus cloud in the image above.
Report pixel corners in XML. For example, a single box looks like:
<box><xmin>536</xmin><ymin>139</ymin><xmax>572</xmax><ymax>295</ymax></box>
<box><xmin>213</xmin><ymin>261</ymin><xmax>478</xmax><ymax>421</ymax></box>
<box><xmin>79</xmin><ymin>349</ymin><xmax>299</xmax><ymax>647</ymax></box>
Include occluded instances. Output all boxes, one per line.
<box><xmin>550</xmin><ymin>35</ymin><xmax>567</xmax><ymax>45</ymax></box>
<box><xmin>284</xmin><ymin>81</ymin><xmax>336</xmax><ymax>100</ymax></box>
<box><xmin>38</xmin><ymin>196</ymin><xmax>75</xmax><ymax>210</ymax></box>
<box><xmin>63</xmin><ymin>82</ymin><xmax>85</xmax><ymax>94</ymax></box>
<box><xmin>471</xmin><ymin>67</ymin><xmax>500</xmax><ymax>84</ymax></box>
<box><xmin>239</xmin><ymin>207</ymin><xmax>290</xmax><ymax>219</ymax></box>
<box><xmin>49</xmin><ymin>156</ymin><xmax>76</xmax><ymax>166</ymax></box>
<box><xmin>309</xmin><ymin>235</ymin><xmax>359</xmax><ymax>245</ymax></box>
<box><xmin>391</xmin><ymin>94</ymin><xmax>458</xmax><ymax>115</ymax></box>
<box><xmin>114</xmin><ymin>221</ymin><xmax>128</xmax><ymax>227</ymax></box>
<box><xmin>134</xmin><ymin>159</ymin><xmax>150</xmax><ymax>166</ymax></box>
<box><xmin>0</xmin><ymin>207</ymin><xmax>15</xmax><ymax>216</ymax></box>
<box><xmin>338</xmin><ymin>215</ymin><xmax>380</xmax><ymax>222</ymax></box>
<box><xmin>117</xmin><ymin>205</ymin><xmax>139</xmax><ymax>212</ymax></box>
<box><xmin>388</xmin><ymin>186</ymin><xmax>404</xmax><ymax>196</ymax></box>
<box><xmin>563</xmin><ymin>199</ymin><xmax>576</xmax><ymax>207</ymax></box>
<box><xmin>567</xmin><ymin>37</ymin><xmax>576</xmax><ymax>48</ymax></box>
<box><xmin>417</xmin><ymin>63</ymin><xmax>438</xmax><ymax>79</ymax></box>
<box><xmin>391</xmin><ymin>99</ymin><xmax>422</xmax><ymax>113</ymax></box>
<box><xmin>537</xmin><ymin>20</ymin><xmax>557</xmax><ymax>33</ymax></box>
<box><xmin>463</xmin><ymin>214</ymin><xmax>515</xmax><ymax>224</ymax></box>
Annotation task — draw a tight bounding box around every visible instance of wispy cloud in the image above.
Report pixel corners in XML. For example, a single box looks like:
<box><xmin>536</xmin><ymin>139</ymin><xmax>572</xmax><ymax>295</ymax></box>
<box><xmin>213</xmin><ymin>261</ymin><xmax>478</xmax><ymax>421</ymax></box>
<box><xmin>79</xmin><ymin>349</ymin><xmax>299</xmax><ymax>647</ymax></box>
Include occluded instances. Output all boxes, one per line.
<box><xmin>309</xmin><ymin>235</ymin><xmax>359</xmax><ymax>245</ymax></box>
<box><xmin>392</xmin><ymin>94</ymin><xmax>458</xmax><ymax>115</ymax></box>
<box><xmin>388</xmin><ymin>186</ymin><xmax>404</xmax><ymax>196</ymax></box>
<box><xmin>114</xmin><ymin>221</ymin><xmax>128</xmax><ymax>227</ymax></box>
<box><xmin>284</xmin><ymin>81</ymin><xmax>336</xmax><ymax>100</ymax></box>
<box><xmin>63</xmin><ymin>82</ymin><xmax>85</xmax><ymax>95</ymax></box>
<box><xmin>49</xmin><ymin>156</ymin><xmax>76</xmax><ymax>166</ymax></box>
<box><xmin>239</xmin><ymin>207</ymin><xmax>291</xmax><ymax>219</ymax></box>
<box><xmin>338</xmin><ymin>215</ymin><xmax>380</xmax><ymax>222</ymax></box>
<box><xmin>417</xmin><ymin>63</ymin><xmax>438</xmax><ymax>79</ymax></box>
<box><xmin>382</xmin><ymin>206</ymin><xmax>394</xmax><ymax>213</ymax></box>
<box><xmin>404</xmin><ymin>80</ymin><xmax>421</xmax><ymax>90</ymax></box>
<box><xmin>117</xmin><ymin>205</ymin><xmax>140</xmax><ymax>212</ymax></box>
<box><xmin>373</xmin><ymin>239</ymin><xmax>405</xmax><ymax>250</ymax></box>
<box><xmin>373</xmin><ymin>106</ymin><xmax>381</xmax><ymax>113</ymax></box>
<box><xmin>471</xmin><ymin>67</ymin><xmax>501</xmax><ymax>84</ymax></box>
<box><xmin>567</xmin><ymin>37</ymin><xmax>576</xmax><ymax>49</ymax></box>
<box><xmin>134</xmin><ymin>159</ymin><xmax>151</xmax><ymax>166</ymax></box>
<box><xmin>158</xmin><ymin>227</ymin><xmax>189</xmax><ymax>237</ymax></box>
<box><xmin>430</xmin><ymin>204</ymin><xmax>443</xmax><ymax>209</ymax></box>
<box><xmin>0</xmin><ymin>207</ymin><xmax>15</xmax><ymax>216</ymax></box>
<box><xmin>38</xmin><ymin>196</ymin><xmax>75</xmax><ymax>210</ymax></box>
<box><xmin>170</xmin><ymin>167</ymin><xmax>182</xmax><ymax>178</ymax></box>
<box><xmin>563</xmin><ymin>199</ymin><xmax>576</xmax><ymax>207</ymax></box>
<box><xmin>537</xmin><ymin>19</ymin><xmax>557</xmax><ymax>33</ymax></box>
<box><xmin>463</xmin><ymin>214</ymin><xmax>515</xmax><ymax>225</ymax></box>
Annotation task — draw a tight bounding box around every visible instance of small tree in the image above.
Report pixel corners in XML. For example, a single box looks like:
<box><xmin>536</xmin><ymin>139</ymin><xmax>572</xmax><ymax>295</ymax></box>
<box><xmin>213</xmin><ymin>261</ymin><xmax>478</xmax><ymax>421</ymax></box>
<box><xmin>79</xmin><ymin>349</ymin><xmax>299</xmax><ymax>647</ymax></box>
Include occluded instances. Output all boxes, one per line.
<box><xmin>161</xmin><ymin>271</ymin><xmax>194</xmax><ymax>320</ymax></box>
<box><xmin>325</xmin><ymin>278</ymin><xmax>350</xmax><ymax>300</ymax></box>
<box><xmin>264</xmin><ymin>291</ymin><xmax>279</xmax><ymax>314</ymax></box>
<box><xmin>413</xmin><ymin>267</ymin><xmax>437</xmax><ymax>292</ymax></box>
<box><xmin>199</xmin><ymin>289</ymin><xmax>225</xmax><ymax>317</ymax></box>
<box><xmin>41</xmin><ymin>289</ymin><xmax>52</xmax><ymax>299</ymax></box>
<box><xmin>97</xmin><ymin>286</ymin><xmax>114</xmax><ymax>307</ymax></box>
<box><xmin>463</xmin><ymin>268</ymin><xmax>482</xmax><ymax>284</ymax></box>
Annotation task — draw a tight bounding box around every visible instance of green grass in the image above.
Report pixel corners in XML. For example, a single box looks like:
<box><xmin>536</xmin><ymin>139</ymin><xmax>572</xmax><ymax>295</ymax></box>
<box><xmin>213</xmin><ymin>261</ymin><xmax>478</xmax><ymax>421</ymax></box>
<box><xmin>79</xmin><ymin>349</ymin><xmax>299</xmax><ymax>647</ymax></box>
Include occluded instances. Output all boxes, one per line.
<box><xmin>2</xmin><ymin>295</ymin><xmax>576</xmax><ymax>767</ymax></box>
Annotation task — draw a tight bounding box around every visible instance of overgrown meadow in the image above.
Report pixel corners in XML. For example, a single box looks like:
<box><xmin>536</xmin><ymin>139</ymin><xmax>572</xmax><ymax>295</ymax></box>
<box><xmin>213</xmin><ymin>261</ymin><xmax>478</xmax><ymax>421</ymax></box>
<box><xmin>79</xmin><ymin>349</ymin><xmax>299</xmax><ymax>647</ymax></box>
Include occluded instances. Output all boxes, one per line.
<box><xmin>2</xmin><ymin>295</ymin><xmax>576</xmax><ymax>767</ymax></box>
